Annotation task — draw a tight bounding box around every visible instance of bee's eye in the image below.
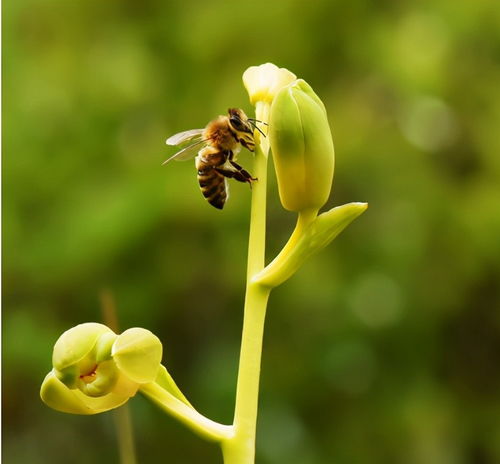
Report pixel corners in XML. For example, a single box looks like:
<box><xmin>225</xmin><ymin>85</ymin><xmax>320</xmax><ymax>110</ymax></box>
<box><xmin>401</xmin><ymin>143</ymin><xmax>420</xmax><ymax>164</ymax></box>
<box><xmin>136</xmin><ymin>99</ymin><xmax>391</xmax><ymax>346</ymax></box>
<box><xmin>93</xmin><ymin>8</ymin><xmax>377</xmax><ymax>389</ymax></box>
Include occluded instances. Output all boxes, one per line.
<box><xmin>230</xmin><ymin>117</ymin><xmax>244</xmax><ymax>130</ymax></box>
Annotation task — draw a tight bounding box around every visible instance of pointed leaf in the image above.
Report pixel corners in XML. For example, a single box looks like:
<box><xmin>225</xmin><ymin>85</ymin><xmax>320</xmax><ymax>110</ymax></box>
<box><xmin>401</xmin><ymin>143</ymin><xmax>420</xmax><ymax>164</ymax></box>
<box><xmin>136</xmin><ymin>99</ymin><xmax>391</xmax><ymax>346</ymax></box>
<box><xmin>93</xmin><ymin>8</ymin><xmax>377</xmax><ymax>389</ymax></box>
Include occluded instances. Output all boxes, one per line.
<box><xmin>254</xmin><ymin>202</ymin><xmax>368</xmax><ymax>288</ymax></box>
<box><xmin>155</xmin><ymin>365</ymin><xmax>193</xmax><ymax>408</ymax></box>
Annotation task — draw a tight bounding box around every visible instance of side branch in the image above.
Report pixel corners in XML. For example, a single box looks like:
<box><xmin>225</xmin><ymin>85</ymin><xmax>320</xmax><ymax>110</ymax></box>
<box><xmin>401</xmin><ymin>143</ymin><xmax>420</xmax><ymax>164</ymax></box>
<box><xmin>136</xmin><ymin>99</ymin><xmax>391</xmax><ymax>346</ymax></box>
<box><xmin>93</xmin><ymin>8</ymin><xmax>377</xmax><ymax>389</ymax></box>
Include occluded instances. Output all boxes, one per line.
<box><xmin>140</xmin><ymin>383</ymin><xmax>233</xmax><ymax>442</ymax></box>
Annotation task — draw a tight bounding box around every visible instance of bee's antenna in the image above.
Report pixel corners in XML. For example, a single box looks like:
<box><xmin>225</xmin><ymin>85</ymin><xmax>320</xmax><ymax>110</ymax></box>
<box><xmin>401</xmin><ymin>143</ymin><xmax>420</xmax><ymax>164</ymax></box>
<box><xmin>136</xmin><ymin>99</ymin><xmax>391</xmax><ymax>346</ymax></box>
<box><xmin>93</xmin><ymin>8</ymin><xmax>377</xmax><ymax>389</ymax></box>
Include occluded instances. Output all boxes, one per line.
<box><xmin>249</xmin><ymin>120</ymin><xmax>267</xmax><ymax>137</ymax></box>
<box><xmin>248</xmin><ymin>118</ymin><xmax>269</xmax><ymax>126</ymax></box>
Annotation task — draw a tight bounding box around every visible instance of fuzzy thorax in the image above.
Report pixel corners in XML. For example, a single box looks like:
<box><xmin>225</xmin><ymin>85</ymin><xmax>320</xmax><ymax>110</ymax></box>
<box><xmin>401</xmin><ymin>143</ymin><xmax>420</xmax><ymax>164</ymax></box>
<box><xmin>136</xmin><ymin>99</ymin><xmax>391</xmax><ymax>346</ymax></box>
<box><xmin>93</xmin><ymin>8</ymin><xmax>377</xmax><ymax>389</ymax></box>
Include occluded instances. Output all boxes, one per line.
<box><xmin>203</xmin><ymin>117</ymin><xmax>239</xmax><ymax>151</ymax></box>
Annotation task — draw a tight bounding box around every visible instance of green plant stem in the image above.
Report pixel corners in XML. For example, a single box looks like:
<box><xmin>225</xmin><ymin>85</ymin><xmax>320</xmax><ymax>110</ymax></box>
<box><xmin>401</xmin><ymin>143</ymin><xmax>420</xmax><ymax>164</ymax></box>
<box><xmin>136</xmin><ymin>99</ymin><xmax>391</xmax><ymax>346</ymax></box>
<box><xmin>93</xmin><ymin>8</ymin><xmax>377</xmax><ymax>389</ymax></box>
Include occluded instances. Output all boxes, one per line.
<box><xmin>222</xmin><ymin>283</ymin><xmax>270</xmax><ymax>463</ymax></box>
<box><xmin>140</xmin><ymin>383</ymin><xmax>233</xmax><ymax>442</ymax></box>
<box><xmin>221</xmin><ymin>102</ymin><xmax>271</xmax><ymax>464</ymax></box>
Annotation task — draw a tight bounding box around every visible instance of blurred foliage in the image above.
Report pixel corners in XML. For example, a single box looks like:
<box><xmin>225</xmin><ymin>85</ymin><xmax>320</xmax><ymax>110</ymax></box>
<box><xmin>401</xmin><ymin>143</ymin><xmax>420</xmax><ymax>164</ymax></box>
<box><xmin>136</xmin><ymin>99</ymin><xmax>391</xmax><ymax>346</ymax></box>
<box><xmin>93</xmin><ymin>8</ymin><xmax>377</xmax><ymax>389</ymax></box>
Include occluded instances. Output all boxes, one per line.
<box><xmin>3</xmin><ymin>0</ymin><xmax>500</xmax><ymax>463</ymax></box>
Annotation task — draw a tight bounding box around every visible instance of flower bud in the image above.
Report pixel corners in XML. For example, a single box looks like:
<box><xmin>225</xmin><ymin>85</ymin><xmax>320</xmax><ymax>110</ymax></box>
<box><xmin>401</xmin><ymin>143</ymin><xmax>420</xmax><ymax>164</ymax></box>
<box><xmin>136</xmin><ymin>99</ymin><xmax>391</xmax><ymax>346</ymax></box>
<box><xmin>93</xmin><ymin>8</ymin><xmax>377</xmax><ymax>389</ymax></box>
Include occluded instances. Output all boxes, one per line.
<box><xmin>52</xmin><ymin>323</ymin><xmax>117</xmax><ymax>391</ymax></box>
<box><xmin>243</xmin><ymin>63</ymin><xmax>297</xmax><ymax>106</ymax></box>
<box><xmin>269</xmin><ymin>79</ymin><xmax>335</xmax><ymax>212</ymax></box>
<box><xmin>41</xmin><ymin>323</ymin><xmax>162</xmax><ymax>415</ymax></box>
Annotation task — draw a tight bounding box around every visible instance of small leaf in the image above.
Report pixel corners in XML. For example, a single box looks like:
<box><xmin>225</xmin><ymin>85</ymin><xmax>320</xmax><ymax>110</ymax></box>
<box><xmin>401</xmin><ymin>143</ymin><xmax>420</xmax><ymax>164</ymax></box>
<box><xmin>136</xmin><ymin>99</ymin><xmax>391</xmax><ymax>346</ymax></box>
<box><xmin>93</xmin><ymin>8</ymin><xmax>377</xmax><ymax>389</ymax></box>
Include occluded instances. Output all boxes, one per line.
<box><xmin>155</xmin><ymin>365</ymin><xmax>193</xmax><ymax>408</ymax></box>
<box><xmin>254</xmin><ymin>202</ymin><xmax>368</xmax><ymax>288</ymax></box>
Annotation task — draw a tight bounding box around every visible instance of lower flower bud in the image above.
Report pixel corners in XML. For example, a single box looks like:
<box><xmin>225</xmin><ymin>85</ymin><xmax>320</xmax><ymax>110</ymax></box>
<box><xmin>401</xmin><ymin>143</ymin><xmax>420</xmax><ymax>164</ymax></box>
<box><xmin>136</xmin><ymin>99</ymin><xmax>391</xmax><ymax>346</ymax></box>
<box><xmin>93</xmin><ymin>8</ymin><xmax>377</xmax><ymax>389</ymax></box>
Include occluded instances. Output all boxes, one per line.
<box><xmin>41</xmin><ymin>323</ymin><xmax>163</xmax><ymax>415</ymax></box>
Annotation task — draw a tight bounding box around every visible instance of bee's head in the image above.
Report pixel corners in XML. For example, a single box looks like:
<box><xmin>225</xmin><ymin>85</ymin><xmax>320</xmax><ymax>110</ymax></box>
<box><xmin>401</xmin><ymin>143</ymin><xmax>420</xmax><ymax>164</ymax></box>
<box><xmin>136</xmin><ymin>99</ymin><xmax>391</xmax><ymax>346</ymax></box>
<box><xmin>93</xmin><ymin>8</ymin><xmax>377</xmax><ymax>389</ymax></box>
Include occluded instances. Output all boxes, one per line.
<box><xmin>227</xmin><ymin>108</ymin><xmax>255</xmax><ymax>152</ymax></box>
<box><xmin>228</xmin><ymin>108</ymin><xmax>252</xmax><ymax>134</ymax></box>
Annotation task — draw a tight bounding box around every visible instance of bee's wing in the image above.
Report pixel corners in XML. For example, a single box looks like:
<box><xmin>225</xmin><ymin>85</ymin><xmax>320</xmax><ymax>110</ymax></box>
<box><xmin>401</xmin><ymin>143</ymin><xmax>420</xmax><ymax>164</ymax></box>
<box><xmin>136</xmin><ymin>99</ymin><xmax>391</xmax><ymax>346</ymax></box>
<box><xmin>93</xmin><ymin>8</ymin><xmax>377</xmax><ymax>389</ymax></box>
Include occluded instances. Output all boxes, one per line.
<box><xmin>166</xmin><ymin>129</ymin><xmax>204</xmax><ymax>146</ymax></box>
<box><xmin>163</xmin><ymin>129</ymin><xmax>206</xmax><ymax>165</ymax></box>
<box><xmin>162</xmin><ymin>139</ymin><xmax>208</xmax><ymax>165</ymax></box>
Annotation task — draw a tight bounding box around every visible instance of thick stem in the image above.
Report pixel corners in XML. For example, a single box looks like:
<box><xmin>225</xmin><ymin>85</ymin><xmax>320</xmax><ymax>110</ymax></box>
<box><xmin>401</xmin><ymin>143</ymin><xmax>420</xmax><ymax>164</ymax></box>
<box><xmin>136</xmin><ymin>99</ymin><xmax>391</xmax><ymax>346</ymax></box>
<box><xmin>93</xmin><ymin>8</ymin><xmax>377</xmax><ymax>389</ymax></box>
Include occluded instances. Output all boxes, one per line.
<box><xmin>246</xmin><ymin>101</ymin><xmax>270</xmax><ymax>278</ymax></box>
<box><xmin>222</xmin><ymin>284</ymin><xmax>270</xmax><ymax>463</ymax></box>
<box><xmin>222</xmin><ymin>102</ymin><xmax>271</xmax><ymax>464</ymax></box>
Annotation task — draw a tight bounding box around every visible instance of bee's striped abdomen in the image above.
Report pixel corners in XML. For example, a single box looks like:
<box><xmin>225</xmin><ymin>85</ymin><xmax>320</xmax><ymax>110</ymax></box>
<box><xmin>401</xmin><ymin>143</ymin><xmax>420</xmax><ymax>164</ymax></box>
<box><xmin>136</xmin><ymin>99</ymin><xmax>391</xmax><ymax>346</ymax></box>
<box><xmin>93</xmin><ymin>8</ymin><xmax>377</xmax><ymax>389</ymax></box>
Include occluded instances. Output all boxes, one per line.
<box><xmin>196</xmin><ymin>158</ymin><xmax>227</xmax><ymax>210</ymax></box>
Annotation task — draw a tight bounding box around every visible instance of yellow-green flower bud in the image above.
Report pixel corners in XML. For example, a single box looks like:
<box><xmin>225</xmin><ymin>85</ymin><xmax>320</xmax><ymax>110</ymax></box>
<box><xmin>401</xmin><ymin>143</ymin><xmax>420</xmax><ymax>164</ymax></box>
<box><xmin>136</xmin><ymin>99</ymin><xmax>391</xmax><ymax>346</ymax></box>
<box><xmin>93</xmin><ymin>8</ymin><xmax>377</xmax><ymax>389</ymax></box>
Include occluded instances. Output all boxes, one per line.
<box><xmin>112</xmin><ymin>327</ymin><xmax>163</xmax><ymax>384</ymax></box>
<box><xmin>52</xmin><ymin>323</ymin><xmax>117</xmax><ymax>390</ymax></box>
<box><xmin>269</xmin><ymin>79</ymin><xmax>335</xmax><ymax>213</ymax></box>
<box><xmin>41</xmin><ymin>323</ymin><xmax>162</xmax><ymax>415</ymax></box>
<box><xmin>79</xmin><ymin>359</ymin><xmax>119</xmax><ymax>397</ymax></box>
<box><xmin>243</xmin><ymin>63</ymin><xmax>297</xmax><ymax>106</ymax></box>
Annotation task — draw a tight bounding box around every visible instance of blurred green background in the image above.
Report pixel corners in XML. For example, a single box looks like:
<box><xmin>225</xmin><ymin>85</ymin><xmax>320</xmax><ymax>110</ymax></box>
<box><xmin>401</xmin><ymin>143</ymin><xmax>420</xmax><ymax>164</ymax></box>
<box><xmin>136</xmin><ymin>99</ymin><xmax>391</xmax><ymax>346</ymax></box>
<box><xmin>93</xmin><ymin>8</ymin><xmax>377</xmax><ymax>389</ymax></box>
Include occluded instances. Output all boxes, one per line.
<box><xmin>4</xmin><ymin>0</ymin><xmax>500</xmax><ymax>463</ymax></box>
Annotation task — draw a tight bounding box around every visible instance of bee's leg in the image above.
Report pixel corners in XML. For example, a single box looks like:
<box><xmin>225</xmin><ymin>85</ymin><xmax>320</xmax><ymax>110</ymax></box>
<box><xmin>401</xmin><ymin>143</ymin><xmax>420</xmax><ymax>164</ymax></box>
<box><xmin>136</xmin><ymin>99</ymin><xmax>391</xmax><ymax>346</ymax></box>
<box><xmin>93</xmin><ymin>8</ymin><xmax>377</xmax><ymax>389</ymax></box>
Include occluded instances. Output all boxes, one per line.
<box><xmin>229</xmin><ymin>161</ymin><xmax>258</xmax><ymax>183</ymax></box>
<box><xmin>214</xmin><ymin>167</ymin><xmax>246</xmax><ymax>182</ymax></box>
<box><xmin>215</xmin><ymin>162</ymin><xmax>257</xmax><ymax>185</ymax></box>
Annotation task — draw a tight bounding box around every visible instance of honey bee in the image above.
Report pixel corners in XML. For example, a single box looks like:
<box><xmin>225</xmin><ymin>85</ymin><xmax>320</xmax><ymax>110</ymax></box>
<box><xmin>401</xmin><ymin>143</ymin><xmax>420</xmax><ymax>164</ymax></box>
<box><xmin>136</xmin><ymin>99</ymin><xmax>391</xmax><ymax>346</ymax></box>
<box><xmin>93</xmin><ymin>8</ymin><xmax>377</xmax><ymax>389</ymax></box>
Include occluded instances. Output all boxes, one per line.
<box><xmin>163</xmin><ymin>108</ymin><xmax>266</xmax><ymax>209</ymax></box>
